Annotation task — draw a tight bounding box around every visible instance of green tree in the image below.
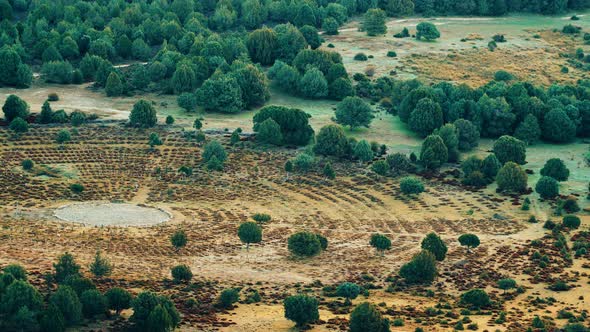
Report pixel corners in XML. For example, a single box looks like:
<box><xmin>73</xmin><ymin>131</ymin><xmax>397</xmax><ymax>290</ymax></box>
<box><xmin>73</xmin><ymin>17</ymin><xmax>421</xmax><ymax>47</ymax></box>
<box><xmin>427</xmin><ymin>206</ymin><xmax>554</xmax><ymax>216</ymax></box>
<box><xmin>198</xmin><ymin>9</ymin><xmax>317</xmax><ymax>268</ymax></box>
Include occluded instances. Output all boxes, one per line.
<box><xmin>540</xmin><ymin>158</ymin><xmax>570</xmax><ymax>181</ymax></box>
<box><xmin>299</xmin><ymin>67</ymin><xmax>328</xmax><ymax>99</ymax></box>
<box><xmin>0</xmin><ymin>46</ymin><xmax>23</xmax><ymax>86</ymax></box>
<box><xmin>38</xmin><ymin>101</ymin><xmax>53</xmax><ymax>124</ymax></box>
<box><xmin>514</xmin><ymin>114</ymin><xmax>540</xmax><ymax>145</ymax></box>
<box><xmin>354</xmin><ymin>140</ymin><xmax>374</xmax><ymax>163</ymax></box>
<box><xmin>482</xmin><ymin>154</ymin><xmax>502</xmax><ymax>179</ymax></box>
<box><xmin>293</xmin><ymin>153</ymin><xmax>315</xmax><ymax>173</ymax></box>
<box><xmin>496</xmin><ymin>162</ymin><xmax>528</xmax><ymax>193</ymax></box>
<box><xmin>284</xmin><ymin>295</ymin><xmax>319</xmax><ymax>328</ymax></box>
<box><xmin>300</xmin><ymin>25</ymin><xmax>322</xmax><ymax>49</ymax></box>
<box><xmin>170</xmin><ymin>230</ymin><xmax>187</xmax><ymax>252</ymax></box>
<box><xmin>432</xmin><ymin>123</ymin><xmax>459</xmax><ymax>162</ymax></box>
<box><xmin>363</xmin><ymin>9</ymin><xmax>387</xmax><ymax>36</ymax></box>
<box><xmin>70</xmin><ymin>111</ymin><xmax>86</xmax><ymax>127</ymax></box>
<box><xmin>399</xmin><ymin>250</ymin><xmax>437</xmax><ymax>284</ymax></box>
<box><xmin>256</xmin><ymin>118</ymin><xmax>283</xmax><ymax>145</ymax></box>
<box><xmin>80</xmin><ymin>289</ymin><xmax>107</xmax><ymax>318</ymax></box>
<box><xmin>336</xmin><ymin>282</ymin><xmax>360</xmax><ymax>305</ymax></box>
<box><xmin>105</xmin><ymin>287</ymin><xmax>132</xmax><ymax>315</ymax></box>
<box><xmin>421</xmin><ymin>232</ymin><xmax>447</xmax><ymax>261</ymax></box>
<box><xmin>416</xmin><ymin>22</ymin><xmax>440</xmax><ymax>40</ymax></box>
<box><xmin>148</xmin><ymin>133</ymin><xmax>162</xmax><ymax>149</ymax></box>
<box><xmin>492</xmin><ymin>135</ymin><xmax>526</xmax><ymax>164</ymax></box>
<box><xmin>172</xmin><ymin>63</ymin><xmax>198</xmax><ymax>94</ymax></box>
<box><xmin>349</xmin><ymin>302</ymin><xmax>390</xmax><ymax>332</ymax></box>
<box><xmin>2</xmin><ymin>94</ymin><xmax>29</xmax><ymax>122</ymax></box>
<box><xmin>129</xmin><ymin>100</ymin><xmax>157</xmax><ymax>128</ymax></box>
<box><xmin>53</xmin><ymin>252</ymin><xmax>80</xmax><ymax>283</ymax></box>
<box><xmin>563</xmin><ymin>215</ymin><xmax>581</xmax><ymax>229</ymax></box>
<box><xmin>275</xmin><ymin>23</ymin><xmax>308</xmax><ymax>63</ymax></box>
<box><xmin>370</xmin><ymin>234</ymin><xmax>392</xmax><ymax>256</ymax></box>
<box><xmin>196</xmin><ymin>75</ymin><xmax>243</xmax><ymax>114</ymax></box>
<box><xmin>146</xmin><ymin>304</ymin><xmax>173</xmax><ymax>332</ymax></box>
<box><xmin>400</xmin><ymin>176</ymin><xmax>425</xmax><ymax>195</ymax></box>
<box><xmin>238</xmin><ymin>222</ymin><xmax>263</xmax><ymax>250</ymax></box>
<box><xmin>9</xmin><ymin>117</ymin><xmax>28</xmax><ymax>135</ymax></box>
<box><xmin>130</xmin><ymin>292</ymin><xmax>180</xmax><ymax>331</ymax></box>
<box><xmin>458</xmin><ymin>234</ymin><xmax>480</xmax><ymax>252</ymax></box>
<box><xmin>536</xmin><ymin>176</ymin><xmax>559</xmax><ymax>199</ymax></box>
<box><xmin>105</xmin><ymin>72</ymin><xmax>123</xmax><ymax>96</ymax></box>
<box><xmin>217</xmin><ymin>288</ymin><xmax>240</xmax><ymax>309</ymax></box>
<box><xmin>409</xmin><ymin>98</ymin><xmax>443</xmax><ymax>137</ymax></box>
<box><xmin>335</xmin><ymin>96</ymin><xmax>374</xmax><ymax>129</ymax></box>
<box><xmin>89</xmin><ymin>251</ymin><xmax>112</xmax><ymax>278</ymax></box>
<box><xmin>253</xmin><ymin>105</ymin><xmax>314</xmax><ymax>146</ymax></box>
<box><xmin>323</xmin><ymin>162</ymin><xmax>336</xmax><ymax>180</ymax></box>
<box><xmin>232</xmin><ymin>64</ymin><xmax>270</xmax><ymax>108</ymax></box>
<box><xmin>420</xmin><ymin>135</ymin><xmax>448</xmax><ymax>169</ymax></box>
<box><xmin>1</xmin><ymin>280</ymin><xmax>43</xmax><ymax>315</ymax></box>
<box><xmin>202</xmin><ymin>140</ymin><xmax>227</xmax><ymax>165</ymax></box>
<box><xmin>542</xmin><ymin>109</ymin><xmax>576</xmax><ymax>143</ymax></box>
<box><xmin>288</xmin><ymin>232</ymin><xmax>322</xmax><ymax>257</ymax></box>
<box><xmin>460</xmin><ymin>289</ymin><xmax>491</xmax><ymax>309</ymax></box>
<box><xmin>322</xmin><ymin>17</ymin><xmax>339</xmax><ymax>35</ymax></box>
<box><xmin>247</xmin><ymin>27</ymin><xmax>278</xmax><ymax>66</ymax></box>
<box><xmin>40</xmin><ymin>304</ymin><xmax>66</xmax><ymax>332</ymax></box>
<box><xmin>178</xmin><ymin>93</ymin><xmax>198</xmax><ymax>112</ymax></box>
<box><xmin>497</xmin><ymin>278</ymin><xmax>516</xmax><ymax>294</ymax></box>
<box><xmin>171</xmin><ymin>265</ymin><xmax>193</xmax><ymax>283</ymax></box>
<box><xmin>50</xmin><ymin>285</ymin><xmax>82</xmax><ymax>325</ymax></box>
<box><xmin>313</xmin><ymin>125</ymin><xmax>349</xmax><ymax>158</ymax></box>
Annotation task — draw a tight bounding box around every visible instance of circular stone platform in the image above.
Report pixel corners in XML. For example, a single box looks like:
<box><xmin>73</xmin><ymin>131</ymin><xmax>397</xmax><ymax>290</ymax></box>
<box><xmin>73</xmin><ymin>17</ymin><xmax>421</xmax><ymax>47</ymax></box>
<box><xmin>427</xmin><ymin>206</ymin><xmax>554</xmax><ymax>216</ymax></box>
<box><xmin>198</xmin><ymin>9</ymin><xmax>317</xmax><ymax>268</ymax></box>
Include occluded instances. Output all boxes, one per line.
<box><xmin>54</xmin><ymin>202</ymin><xmax>171</xmax><ymax>227</ymax></box>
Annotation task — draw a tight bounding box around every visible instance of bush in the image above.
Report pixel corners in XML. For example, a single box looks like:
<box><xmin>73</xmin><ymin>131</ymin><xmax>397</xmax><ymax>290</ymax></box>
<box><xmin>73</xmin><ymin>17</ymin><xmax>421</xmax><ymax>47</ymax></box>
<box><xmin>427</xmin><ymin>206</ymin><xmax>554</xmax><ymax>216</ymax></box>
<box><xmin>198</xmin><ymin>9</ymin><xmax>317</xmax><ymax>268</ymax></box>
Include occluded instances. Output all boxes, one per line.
<box><xmin>372</xmin><ymin>160</ymin><xmax>389</xmax><ymax>176</ymax></box>
<box><xmin>370</xmin><ymin>234</ymin><xmax>392</xmax><ymax>256</ymax></box>
<box><xmin>399</xmin><ymin>250</ymin><xmax>437</xmax><ymax>284</ymax></box>
<box><xmin>171</xmin><ymin>265</ymin><xmax>193</xmax><ymax>283</ymax></box>
<box><xmin>458</xmin><ymin>234</ymin><xmax>480</xmax><ymax>250</ymax></box>
<box><xmin>129</xmin><ymin>100</ymin><xmax>157</xmax><ymax>128</ymax></box>
<box><xmin>238</xmin><ymin>222</ymin><xmax>263</xmax><ymax>249</ymax></box>
<box><xmin>48</xmin><ymin>93</ymin><xmax>59</xmax><ymax>101</ymax></box>
<box><xmin>416</xmin><ymin>22</ymin><xmax>440</xmax><ymax>40</ymax></box>
<box><xmin>70</xmin><ymin>183</ymin><xmax>84</xmax><ymax>194</ymax></box>
<box><xmin>288</xmin><ymin>232</ymin><xmax>322</xmax><ymax>257</ymax></box>
<box><xmin>386</xmin><ymin>51</ymin><xmax>397</xmax><ymax>57</ymax></box>
<box><xmin>354</xmin><ymin>53</ymin><xmax>368</xmax><ymax>61</ymax></box>
<box><xmin>460</xmin><ymin>289</ymin><xmax>491</xmax><ymax>309</ymax></box>
<box><xmin>496</xmin><ymin>162</ymin><xmax>527</xmax><ymax>193</ymax></box>
<box><xmin>562</xmin><ymin>215</ymin><xmax>581</xmax><ymax>229</ymax></box>
<box><xmin>349</xmin><ymin>302</ymin><xmax>390</xmax><ymax>332</ymax></box>
<box><xmin>284</xmin><ymin>295</ymin><xmax>319</xmax><ymax>328</ymax></box>
<box><xmin>563</xmin><ymin>24</ymin><xmax>581</xmax><ymax>34</ymax></box>
<box><xmin>3</xmin><ymin>264</ymin><xmax>26</xmax><ymax>280</ymax></box>
<box><xmin>421</xmin><ymin>233</ymin><xmax>447</xmax><ymax>261</ymax></box>
<box><xmin>80</xmin><ymin>289</ymin><xmax>107</xmax><ymax>319</ymax></box>
<box><xmin>494</xmin><ymin>70</ymin><xmax>513</xmax><ymax>81</ymax></box>
<box><xmin>493</xmin><ymin>135</ymin><xmax>526</xmax><ymax>165</ymax></box>
<box><xmin>217</xmin><ymin>288</ymin><xmax>240</xmax><ymax>309</ymax></box>
<box><xmin>252</xmin><ymin>213</ymin><xmax>271</xmax><ymax>223</ymax></box>
<box><xmin>21</xmin><ymin>159</ymin><xmax>33</xmax><ymax>170</ymax></box>
<box><xmin>399</xmin><ymin>177</ymin><xmax>425</xmax><ymax>195</ymax></box>
<box><xmin>105</xmin><ymin>287</ymin><xmax>132</xmax><ymax>315</ymax></box>
<box><xmin>540</xmin><ymin>158</ymin><xmax>570</xmax><ymax>181</ymax></box>
<box><xmin>536</xmin><ymin>176</ymin><xmax>559</xmax><ymax>199</ymax></box>
<box><xmin>336</xmin><ymin>282</ymin><xmax>360</xmax><ymax>304</ymax></box>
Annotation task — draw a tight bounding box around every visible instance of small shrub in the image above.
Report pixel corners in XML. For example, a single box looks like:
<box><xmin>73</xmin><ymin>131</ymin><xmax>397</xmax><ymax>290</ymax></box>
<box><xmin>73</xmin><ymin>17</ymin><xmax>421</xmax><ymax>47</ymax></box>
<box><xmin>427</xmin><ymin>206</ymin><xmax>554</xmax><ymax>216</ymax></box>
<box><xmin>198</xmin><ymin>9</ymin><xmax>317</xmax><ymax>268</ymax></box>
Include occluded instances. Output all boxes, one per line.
<box><xmin>48</xmin><ymin>93</ymin><xmax>59</xmax><ymax>101</ymax></box>
<box><xmin>171</xmin><ymin>265</ymin><xmax>193</xmax><ymax>283</ymax></box>
<box><xmin>252</xmin><ymin>213</ymin><xmax>271</xmax><ymax>223</ymax></box>
<box><xmin>217</xmin><ymin>288</ymin><xmax>239</xmax><ymax>309</ymax></box>
<box><xmin>386</xmin><ymin>51</ymin><xmax>397</xmax><ymax>57</ymax></box>
<box><xmin>21</xmin><ymin>159</ymin><xmax>34</xmax><ymax>170</ymax></box>
<box><xmin>562</xmin><ymin>215</ymin><xmax>581</xmax><ymax>229</ymax></box>
<box><xmin>354</xmin><ymin>53</ymin><xmax>368</xmax><ymax>61</ymax></box>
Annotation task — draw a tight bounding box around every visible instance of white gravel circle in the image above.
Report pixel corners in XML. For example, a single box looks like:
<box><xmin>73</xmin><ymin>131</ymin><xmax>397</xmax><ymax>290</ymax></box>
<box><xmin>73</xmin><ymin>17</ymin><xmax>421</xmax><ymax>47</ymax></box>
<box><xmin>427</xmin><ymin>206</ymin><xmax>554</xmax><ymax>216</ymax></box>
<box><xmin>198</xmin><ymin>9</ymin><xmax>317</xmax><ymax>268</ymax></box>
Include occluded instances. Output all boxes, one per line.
<box><xmin>54</xmin><ymin>202</ymin><xmax>171</xmax><ymax>227</ymax></box>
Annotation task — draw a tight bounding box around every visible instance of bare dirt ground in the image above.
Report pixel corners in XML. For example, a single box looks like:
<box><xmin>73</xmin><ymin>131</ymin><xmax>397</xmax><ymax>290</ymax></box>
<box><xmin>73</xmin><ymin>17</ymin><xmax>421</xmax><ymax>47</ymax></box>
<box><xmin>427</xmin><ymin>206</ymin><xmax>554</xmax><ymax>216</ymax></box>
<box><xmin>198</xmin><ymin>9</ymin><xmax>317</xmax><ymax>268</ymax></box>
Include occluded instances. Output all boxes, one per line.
<box><xmin>1</xmin><ymin>123</ymin><xmax>588</xmax><ymax>331</ymax></box>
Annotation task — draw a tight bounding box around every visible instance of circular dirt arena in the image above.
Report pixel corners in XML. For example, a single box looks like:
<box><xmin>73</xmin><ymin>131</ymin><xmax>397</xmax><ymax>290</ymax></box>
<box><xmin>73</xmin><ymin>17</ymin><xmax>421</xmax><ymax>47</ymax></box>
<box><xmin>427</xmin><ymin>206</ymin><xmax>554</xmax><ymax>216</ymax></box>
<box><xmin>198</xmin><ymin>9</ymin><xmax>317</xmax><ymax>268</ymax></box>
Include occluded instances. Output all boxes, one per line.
<box><xmin>54</xmin><ymin>202</ymin><xmax>171</xmax><ymax>227</ymax></box>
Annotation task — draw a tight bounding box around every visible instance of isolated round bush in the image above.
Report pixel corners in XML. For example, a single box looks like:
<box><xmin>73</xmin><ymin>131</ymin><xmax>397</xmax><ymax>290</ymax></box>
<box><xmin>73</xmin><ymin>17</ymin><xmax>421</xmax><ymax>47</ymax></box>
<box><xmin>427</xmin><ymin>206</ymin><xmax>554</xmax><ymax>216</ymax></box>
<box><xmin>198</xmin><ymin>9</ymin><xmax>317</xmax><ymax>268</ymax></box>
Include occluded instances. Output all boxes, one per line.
<box><xmin>540</xmin><ymin>158</ymin><xmax>570</xmax><ymax>181</ymax></box>
<box><xmin>460</xmin><ymin>289</ymin><xmax>491</xmax><ymax>309</ymax></box>
<box><xmin>354</xmin><ymin>53</ymin><xmax>368</xmax><ymax>61</ymax></box>
<box><xmin>21</xmin><ymin>159</ymin><xmax>34</xmax><ymax>170</ymax></box>
<box><xmin>370</xmin><ymin>234</ymin><xmax>392</xmax><ymax>255</ymax></box>
<box><xmin>493</xmin><ymin>135</ymin><xmax>526</xmax><ymax>165</ymax></box>
<box><xmin>129</xmin><ymin>99</ymin><xmax>157</xmax><ymax>128</ymax></box>
<box><xmin>496</xmin><ymin>162</ymin><xmax>527</xmax><ymax>193</ymax></box>
<box><xmin>336</xmin><ymin>282</ymin><xmax>360</xmax><ymax>303</ymax></box>
<box><xmin>284</xmin><ymin>294</ymin><xmax>319</xmax><ymax>328</ymax></box>
<box><xmin>237</xmin><ymin>222</ymin><xmax>262</xmax><ymax>249</ymax></box>
<box><xmin>535</xmin><ymin>176</ymin><xmax>559</xmax><ymax>199</ymax></box>
<box><xmin>562</xmin><ymin>215</ymin><xmax>581</xmax><ymax>229</ymax></box>
<box><xmin>458</xmin><ymin>234</ymin><xmax>480</xmax><ymax>250</ymax></box>
<box><xmin>497</xmin><ymin>278</ymin><xmax>516</xmax><ymax>293</ymax></box>
<box><xmin>171</xmin><ymin>265</ymin><xmax>193</xmax><ymax>283</ymax></box>
<box><xmin>416</xmin><ymin>22</ymin><xmax>440</xmax><ymax>41</ymax></box>
<box><xmin>349</xmin><ymin>302</ymin><xmax>390</xmax><ymax>332</ymax></box>
<box><xmin>399</xmin><ymin>177</ymin><xmax>425</xmax><ymax>195</ymax></box>
<box><xmin>217</xmin><ymin>288</ymin><xmax>239</xmax><ymax>309</ymax></box>
<box><xmin>288</xmin><ymin>232</ymin><xmax>322</xmax><ymax>257</ymax></box>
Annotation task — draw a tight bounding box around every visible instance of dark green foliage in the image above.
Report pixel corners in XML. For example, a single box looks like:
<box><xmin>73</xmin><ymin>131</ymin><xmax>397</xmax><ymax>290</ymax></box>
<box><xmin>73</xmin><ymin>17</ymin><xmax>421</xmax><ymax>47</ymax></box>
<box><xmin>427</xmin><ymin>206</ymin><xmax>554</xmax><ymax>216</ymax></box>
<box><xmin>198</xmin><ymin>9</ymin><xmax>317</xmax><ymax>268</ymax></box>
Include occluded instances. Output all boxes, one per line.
<box><xmin>458</xmin><ymin>234</ymin><xmax>480</xmax><ymax>250</ymax></box>
<box><xmin>535</xmin><ymin>176</ymin><xmax>559</xmax><ymax>199</ymax></box>
<box><xmin>232</xmin><ymin>64</ymin><xmax>270</xmax><ymax>109</ymax></box>
<box><xmin>370</xmin><ymin>234</ymin><xmax>392</xmax><ymax>255</ymax></box>
<box><xmin>1</xmin><ymin>280</ymin><xmax>43</xmax><ymax>315</ymax></box>
<box><xmin>399</xmin><ymin>250</ymin><xmax>437</xmax><ymax>284</ymax></box>
<box><xmin>496</xmin><ymin>162</ymin><xmax>528</xmax><ymax>193</ymax></box>
<box><xmin>299</xmin><ymin>67</ymin><xmax>328</xmax><ymax>98</ymax></box>
<box><xmin>336</xmin><ymin>282</ymin><xmax>361</xmax><ymax>303</ymax></box>
<box><xmin>80</xmin><ymin>289</ymin><xmax>107</xmax><ymax>319</ymax></box>
<box><xmin>165</xmin><ymin>116</ymin><xmax>175</xmax><ymax>125</ymax></box>
<box><xmin>386</xmin><ymin>153</ymin><xmax>412</xmax><ymax>174</ymax></box>
<box><xmin>421</xmin><ymin>232</ymin><xmax>447</xmax><ymax>261</ymax></box>
<box><xmin>148</xmin><ymin>133</ymin><xmax>162</xmax><ymax>148</ymax></box>
<box><xmin>336</xmin><ymin>96</ymin><xmax>374</xmax><ymax>129</ymax></box>
<box><xmin>420</xmin><ymin>135</ymin><xmax>448</xmax><ymax>169</ymax></box>
<box><xmin>461</xmin><ymin>289</ymin><xmax>491</xmax><ymax>309</ymax></box>
<box><xmin>40</xmin><ymin>304</ymin><xmax>66</xmax><ymax>332</ymax></box>
<box><xmin>313</xmin><ymin>125</ymin><xmax>349</xmax><ymax>158</ymax></box>
<box><xmin>284</xmin><ymin>295</ymin><xmax>319</xmax><ymax>328</ymax></box>
<box><xmin>563</xmin><ymin>215</ymin><xmax>581</xmax><ymax>229</ymax></box>
<box><xmin>38</xmin><ymin>101</ymin><xmax>54</xmax><ymax>124</ymax></box>
<box><xmin>354</xmin><ymin>53</ymin><xmax>368</xmax><ymax>61</ymax></box>
<box><xmin>42</xmin><ymin>61</ymin><xmax>73</xmax><ymax>84</ymax></box>
<box><xmin>288</xmin><ymin>232</ymin><xmax>322</xmax><ymax>257</ymax></box>
<box><xmin>247</xmin><ymin>27</ymin><xmax>278</xmax><ymax>66</ymax></box>
<box><xmin>481</xmin><ymin>154</ymin><xmax>501</xmax><ymax>179</ymax></box>
<box><xmin>494</xmin><ymin>70</ymin><xmax>513</xmax><ymax>81</ymax></box>
<box><xmin>542</xmin><ymin>109</ymin><xmax>576</xmax><ymax>143</ymax></box>
<box><xmin>252</xmin><ymin>213</ymin><xmax>272</xmax><ymax>223</ymax></box>
<box><xmin>540</xmin><ymin>158</ymin><xmax>569</xmax><ymax>181</ymax></box>
<box><xmin>2</xmin><ymin>94</ymin><xmax>29</xmax><ymax>122</ymax></box>
<box><xmin>323</xmin><ymin>162</ymin><xmax>336</xmax><ymax>180</ymax></box>
<box><xmin>493</xmin><ymin>135</ymin><xmax>526</xmax><ymax>164</ymax></box>
<box><xmin>363</xmin><ymin>9</ymin><xmax>387</xmax><ymax>36</ymax></box>
<box><xmin>218</xmin><ymin>288</ymin><xmax>240</xmax><ymax>309</ymax></box>
<box><xmin>178</xmin><ymin>93</ymin><xmax>197</xmax><ymax>112</ymax></box>
<box><xmin>53</xmin><ymin>252</ymin><xmax>80</xmax><ymax>283</ymax></box>
<box><xmin>354</xmin><ymin>140</ymin><xmax>374</xmax><ymax>163</ymax></box>
<box><xmin>21</xmin><ymin>159</ymin><xmax>34</xmax><ymax>170</ymax></box>
<box><xmin>105</xmin><ymin>287</ymin><xmax>132</xmax><ymax>315</ymax></box>
<box><xmin>131</xmin><ymin>292</ymin><xmax>180</xmax><ymax>331</ymax></box>
<box><xmin>171</xmin><ymin>265</ymin><xmax>193</xmax><ymax>283</ymax></box>
<box><xmin>129</xmin><ymin>100</ymin><xmax>157</xmax><ymax>128</ymax></box>
<box><xmin>349</xmin><ymin>302</ymin><xmax>390</xmax><ymax>332</ymax></box>
<box><xmin>292</xmin><ymin>153</ymin><xmax>315</xmax><ymax>173</ymax></box>
<box><xmin>372</xmin><ymin>160</ymin><xmax>390</xmax><ymax>176</ymax></box>
<box><xmin>400</xmin><ymin>176</ymin><xmax>425</xmax><ymax>195</ymax></box>
<box><xmin>89</xmin><ymin>251</ymin><xmax>112</xmax><ymax>278</ymax></box>
<box><xmin>300</xmin><ymin>25</ymin><xmax>322</xmax><ymax>49</ymax></box>
<box><xmin>432</xmin><ymin>123</ymin><xmax>459</xmax><ymax>162</ymax></box>
<box><xmin>202</xmin><ymin>140</ymin><xmax>227</xmax><ymax>170</ymax></box>
<box><xmin>323</xmin><ymin>17</ymin><xmax>339</xmax><ymax>35</ymax></box>
<box><xmin>170</xmin><ymin>230</ymin><xmax>187</xmax><ymax>252</ymax></box>
<box><xmin>238</xmin><ymin>222</ymin><xmax>263</xmax><ymax>249</ymax></box>
<box><xmin>50</xmin><ymin>285</ymin><xmax>82</xmax><ymax>325</ymax></box>
<box><xmin>416</xmin><ymin>22</ymin><xmax>440</xmax><ymax>40</ymax></box>
<box><xmin>497</xmin><ymin>278</ymin><xmax>516</xmax><ymax>292</ymax></box>
<box><xmin>196</xmin><ymin>75</ymin><xmax>243</xmax><ymax>114</ymax></box>
<box><xmin>514</xmin><ymin>114</ymin><xmax>540</xmax><ymax>144</ymax></box>
<box><xmin>9</xmin><ymin>117</ymin><xmax>28</xmax><ymax>134</ymax></box>
<box><xmin>105</xmin><ymin>72</ymin><xmax>123</xmax><ymax>96</ymax></box>
<box><xmin>69</xmin><ymin>183</ymin><xmax>84</xmax><ymax>194</ymax></box>
<box><xmin>256</xmin><ymin>118</ymin><xmax>283</xmax><ymax>145</ymax></box>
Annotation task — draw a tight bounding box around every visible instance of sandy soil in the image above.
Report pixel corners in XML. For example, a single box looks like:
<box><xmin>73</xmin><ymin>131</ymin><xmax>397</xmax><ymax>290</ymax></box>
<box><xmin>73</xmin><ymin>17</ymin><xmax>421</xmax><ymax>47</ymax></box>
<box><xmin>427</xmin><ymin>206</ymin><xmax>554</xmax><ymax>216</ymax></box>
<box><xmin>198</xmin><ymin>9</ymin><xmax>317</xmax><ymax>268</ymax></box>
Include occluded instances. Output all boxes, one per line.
<box><xmin>53</xmin><ymin>201</ymin><xmax>171</xmax><ymax>226</ymax></box>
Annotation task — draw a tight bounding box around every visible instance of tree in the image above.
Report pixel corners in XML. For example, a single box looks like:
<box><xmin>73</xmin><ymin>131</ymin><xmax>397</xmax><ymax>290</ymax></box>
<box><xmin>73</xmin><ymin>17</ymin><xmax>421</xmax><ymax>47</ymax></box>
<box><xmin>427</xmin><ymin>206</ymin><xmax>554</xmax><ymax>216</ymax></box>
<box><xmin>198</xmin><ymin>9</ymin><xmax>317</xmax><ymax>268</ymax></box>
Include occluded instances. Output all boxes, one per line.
<box><xmin>172</xmin><ymin>63</ymin><xmax>198</xmax><ymax>94</ymax></box>
<box><xmin>1</xmin><ymin>280</ymin><xmax>43</xmax><ymax>315</ymax></box>
<box><xmin>129</xmin><ymin>100</ymin><xmax>157</xmax><ymax>128</ymax></box>
<box><xmin>370</xmin><ymin>234</ymin><xmax>392</xmax><ymax>256</ymax></box>
<box><xmin>196</xmin><ymin>75</ymin><xmax>243</xmax><ymax>114</ymax></box>
<box><xmin>146</xmin><ymin>304</ymin><xmax>173</xmax><ymax>332</ymax></box>
<box><xmin>432</xmin><ymin>123</ymin><xmax>459</xmax><ymax>162</ymax></box>
<box><xmin>335</xmin><ymin>96</ymin><xmax>374</xmax><ymax>129</ymax></box>
<box><xmin>80</xmin><ymin>289</ymin><xmax>107</xmax><ymax>319</ymax></box>
<box><xmin>416</xmin><ymin>22</ymin><xmax>440</xmax><ymax>40</ymax></box>
<box><xmin>409</xmin><ymin>98</ymin><xmax>443</xmax><ymax>137</ymax></box>
<box><xmin>165</xmin><ymin>116</ymin><xmax>175</xmax><ymax>125</ymax></box>
<box><xmin>300</xmin><ymin>25</ymin><xmax>321</xmax><ymax>49</ymax></box>
<box><xmin>543</xmin><ymin>109</ymin><xmax>576</xmax><ymax>143</ymax></box>
<box><xmin>563</xmin><ymin>215</ymin><xmax>581</xmax><ymax>229</ymax></box>
<box><xmin>253</xmin><ymin>118</ymin><xmax>281</xmax><ymax>145</ymax></box>
<box><xmin>131</xmin><ymin>292</ymin><xmax>179</xmax><ymax>331</ymax></box>
<box><xmin>536</xmin><ymin>176</ymin><xmax>559</xmax><ymax>199</ymax></box>
<box><xmin>323</xmin><ymin>162</ymin><xmax>336</xmax><ymax>180</ymax></box>
<box><xmin>420</xmin><ymin>135</ymin><xmax>448</xmax><ymax>169</ymax></box>
<box><xmin>336</xmin><ymin>282</ymin><xmax>360</xmax><ymax>305</ymax></box>
<box><xmin>22</xmin><ymin>159</ymin><xmax>34</xmax><ymax>170</ymax></box>
<box><xmin>55</xmin><ymin>130</ymin><xmax>71</xmax><ymax>148</ymax></box>
<box><xmin>0</xmin><ymin>47</ymin><xmax>23</xmax><ymax>86</ymax></box>
<box><xmin>354</xmin><ymin>140</ymin><xmax>374</xmax><ymax>163</ymax></box>
<box><xmin>89</xmin><ymin>251</ymin><xmax>112</xmax><ymax>278</ymax></box>
<box><xmin>70</xmin><ymin>111</ymin><xmax>86</xmax><ymax>127</ymax></box>
<box><xmin>363</xmin><ymin>9</ymin><xmax>387</xmax><ymax>36</ymax></box>
<box><xmin>349</xmin><ymin>302</ymin><xmax>390</xmax><ymax>332</ymax></box>
<box><xmin>54</xmin><ymin>252</ymin><xmax>80</xmax><ymax>283</ymax></box>
<box><xmin>217</xmin><ymin>288</ymin><xmax>240</xmax><ymax>309</ymax></box>
<box><xmin>514</xmin><ymin>114</ymin><xmax>540</xmax><ymax>145</ymax></box>
<box><xmin>493</xmin><ymin>135</ymin><xmax>526</xmax><ymax>165</ymax></box>
<box><xmin>400</xmin><ymin>176</ymin><xmax>425</xmax><ymax>195</ymax></box>
<box><xmin>458</xmin><ymin>234</ymin><xmax>480</xmax><ymax>252</ymax></box>
<box><xmin>460</xmin><ymin>289</ymin><xmax>491</xmax><ymax>309</ymax></box>
<box><xmin>399</xmin><ymin>250</ymin><xmax>437</xmax><ymax>284</ymax></box>
<box><xmin>323</xmin><ymin>17</ymin><xmax>339</xmax><ymax>35</ymax></box>
<box><xmin>105</xmin><ymin>72</ymin><xmax>123</xmax><ymax>96</ymax></box>
<box><xmin>50</xmin><ymin>285</ymin><xmax>82</xmax><ymax>325</ymax></box>
<box><xmin>2</xmin><ymin>94</ymin><xmax>29</xmax><ymax>122</ymax></box>
<box><xmin>496</xmin><ymin>162</ymin><xmax>528</xmax><ymax>193</ymax></box>
<box><xmin>284</xmin><ymin>295</ymin><xmax>319</xmax><ymax>328</ymax></box>
<box><xmin>178</xmin><ymin>93</ymin><xmax>197</xmax><ymax>112</ymax></box>
<box><xmin>288</xmin><ymin>232</ymin><xmax>322</xmax><ymax>257</ymax></box>
<box><xmin>275</xmin><ymin>23</ymin><xmax>308</xmax><ymax>63</ymax></box>
<box><xmin>171</xmin><ymin>265</ymin><xmax>193</xmax><ymax>283</ymax></box>
<box><xmin>106</xmin><ymin>287</ymin><xmax>132</xmax><ymax>315</ymax></box>
<box><xmin>9</xmin><ymin>117</ymin><xmax>28</xmax><ymax>135</ymax></box>
<box><xmin>16</xmin><ymin>63</ymin><xmax>33</xmax><ymax>88</ymax></box>
<box><xmin>202</xmin><ymin>140</ymin><xmax>227</xmax><ymax>165</ymax></box>
<box><xmin>482</xmin><ymin>154</ymin><xmax>502</xmax><ymax>179</ymax></box>
<box><xmin>313</xmin><ymin>125</ymin><xmax>349</xmax><ymax>158</ymax></box>
<box><xmin>40</xmin><ymin>304</ymin><xmax>66</xmax><ymax>332</ymax></box>
<box><xmin>253</xmin><ymin>105</ymin><xmax>314</xmax><ymax>146</ymax></box>
<box><xmin>540</xmin><ymin>158</ymin><xmax>570</xmax><ymax>181</ymax></box>
<box><xmin>170</xmin><ymin>230</ymin><xmax>187</xmax><ymax>252</ymax></box>
<box><xmin>238</xmin><ymin>222</ymin><xmax>262</xmax><ymax>250</ymax></box>
<box><xmin>247</xmin><ymin>27</ymin><xmax>278</xmax><ymax>66</ymax></box>
<box><xmin>38</xmin><ymin>101</ymin><xmax>54</xmax><ymax>124</ymax></box>
<box><xmin>299</xmin><ymin>67</ymin><xmax>328</xmax><ymax>99</ymax></box>
<box><xmin>148</xmin><ymin>133</ymin><xmax>162</xmax><ymax>149</ymax></box>
<box><xmin>232</xmin><ymin>64</ymin><xmax>270</xmax><ymax>109</ymax></box>
<box><xmin>497</xmin><ymin>278</ymin><xmax>516</xmax><ymax>294</ymax></box>
<box><xmin>421</xmin><ymin>233</ymin><xmax>447</xmax><ymax>261</ymax></box>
